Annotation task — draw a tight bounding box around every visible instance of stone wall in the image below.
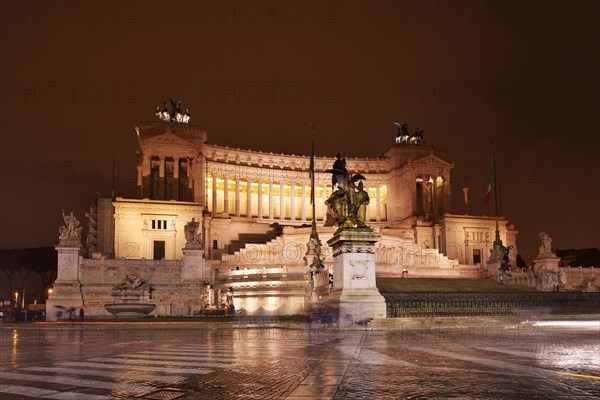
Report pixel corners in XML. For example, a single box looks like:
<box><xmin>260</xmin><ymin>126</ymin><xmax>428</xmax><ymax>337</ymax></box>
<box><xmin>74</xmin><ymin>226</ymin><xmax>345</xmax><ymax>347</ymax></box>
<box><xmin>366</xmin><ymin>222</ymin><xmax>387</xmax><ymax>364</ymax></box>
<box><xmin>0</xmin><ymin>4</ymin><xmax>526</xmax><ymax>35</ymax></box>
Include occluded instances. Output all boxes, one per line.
<box><xmin>80</xmin><ymin>258</ymin><xmax>209</xmax><ymax>317</ymax></box>
<box><xmin>502</xmin><ymin>267</ymin><xmax>600</xmax><ymax>292</ymax></box>
<box><xmin>561</xmin><ymin>266</ymin><xmax>600</xmax><ymax>291</ymax></box>
<box><xmin>48</xmin><ymin>257</ymin><xmax>209</xmax><ymax>319</ymax></box>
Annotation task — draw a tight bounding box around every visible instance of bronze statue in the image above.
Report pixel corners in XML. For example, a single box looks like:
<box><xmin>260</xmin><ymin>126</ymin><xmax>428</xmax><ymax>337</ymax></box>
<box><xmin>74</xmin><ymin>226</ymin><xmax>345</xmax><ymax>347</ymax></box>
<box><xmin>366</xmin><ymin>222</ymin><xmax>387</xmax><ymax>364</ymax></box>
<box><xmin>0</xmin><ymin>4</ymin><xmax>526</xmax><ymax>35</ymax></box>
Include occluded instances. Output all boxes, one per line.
<box><xmin>325</xmin><ymin>153</ymin><xmax>370</xmax><ymax>231</ymax></box>
<box><xmin>354</xmin><ymin>181</ymin><xmax>370</xmax><ymax>223</ymax></box>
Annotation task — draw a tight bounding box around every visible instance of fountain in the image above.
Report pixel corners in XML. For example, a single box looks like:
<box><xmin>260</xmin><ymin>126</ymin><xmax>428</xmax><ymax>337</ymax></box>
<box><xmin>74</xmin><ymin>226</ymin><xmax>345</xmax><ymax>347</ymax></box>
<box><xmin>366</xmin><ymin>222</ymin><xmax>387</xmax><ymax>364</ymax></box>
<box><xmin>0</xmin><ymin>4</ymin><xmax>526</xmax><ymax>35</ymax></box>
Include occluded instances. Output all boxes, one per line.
<box><xmin>104</xmin><ymin>274</ymin><xmax>156</xmax><ymax>317</ymax></box>
<box><xmin>104</xmin><ymin>303</ymin><xmax>156</xmax><ymax>316</ymax></box>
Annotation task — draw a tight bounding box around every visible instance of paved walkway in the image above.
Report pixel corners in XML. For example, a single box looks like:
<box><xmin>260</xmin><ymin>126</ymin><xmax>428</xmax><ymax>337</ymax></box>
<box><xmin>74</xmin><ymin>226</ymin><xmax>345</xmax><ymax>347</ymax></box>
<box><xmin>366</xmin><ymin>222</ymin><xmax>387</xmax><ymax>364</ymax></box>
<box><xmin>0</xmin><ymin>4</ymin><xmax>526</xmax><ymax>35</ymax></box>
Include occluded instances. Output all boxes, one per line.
<box><xmin>0</xmin><ymin>321</ymin><xmax>599</xmax><ymax>399</ymax></box>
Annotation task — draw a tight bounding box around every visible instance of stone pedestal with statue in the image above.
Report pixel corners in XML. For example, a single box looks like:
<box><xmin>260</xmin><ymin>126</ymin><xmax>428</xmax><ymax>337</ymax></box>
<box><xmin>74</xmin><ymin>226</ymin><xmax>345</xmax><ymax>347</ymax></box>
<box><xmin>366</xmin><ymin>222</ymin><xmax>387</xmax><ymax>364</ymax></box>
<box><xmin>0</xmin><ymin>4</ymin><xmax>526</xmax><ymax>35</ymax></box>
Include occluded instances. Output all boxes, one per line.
<box><xmin>532</xmin><ymin>231</ymin><xmax>564</xmax><ymax>291</ymax></box>
<box><xmin>532</xmin><ymin>231</ymin><xmax>560</xmax><ymax>273</ymax></box>
<box><xmin>46</xmin><ymin>210</ymin><xmax>85</xmax><ymax>321</ymax></box>
<box><xmin>326</xmin><ymin>229</ymin><xmax>386</xmax><ymax>327</ymax></box>
<box><xmin>318</xmin><ymin>153</ymin><xmax>386</xmax><ymax>327</ymax></box>
<box><xmin>485</xmin><ymin>223</ymin><xmax>512</xmax><ymax>282</ymax></box>
<box><xmin>182</xmin><ymin>217</ymin><xmax>206</xmax><ymax>283</ymax></box>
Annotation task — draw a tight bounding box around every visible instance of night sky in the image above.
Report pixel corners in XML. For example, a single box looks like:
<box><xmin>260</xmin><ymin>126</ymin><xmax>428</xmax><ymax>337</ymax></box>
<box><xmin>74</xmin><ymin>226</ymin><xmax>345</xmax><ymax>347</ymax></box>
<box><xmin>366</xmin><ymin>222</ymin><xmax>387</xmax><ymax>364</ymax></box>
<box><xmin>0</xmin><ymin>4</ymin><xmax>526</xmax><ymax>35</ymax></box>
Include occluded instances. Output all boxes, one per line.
<box><xmin>1</xmin><ymin>1</ymin><xmax>598</xmax><ymax>262</ymax></box>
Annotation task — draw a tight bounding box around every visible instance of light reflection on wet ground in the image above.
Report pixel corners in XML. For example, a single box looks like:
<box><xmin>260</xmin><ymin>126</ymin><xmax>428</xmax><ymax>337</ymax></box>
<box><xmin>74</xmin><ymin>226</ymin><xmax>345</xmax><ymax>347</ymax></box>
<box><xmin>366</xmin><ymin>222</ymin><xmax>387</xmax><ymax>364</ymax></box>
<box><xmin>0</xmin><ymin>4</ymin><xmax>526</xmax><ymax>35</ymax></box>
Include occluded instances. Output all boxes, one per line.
<box><xmin>0</xmin><ymin>321</ymin><xmax>598</xmax><ymax>399</ymax></box>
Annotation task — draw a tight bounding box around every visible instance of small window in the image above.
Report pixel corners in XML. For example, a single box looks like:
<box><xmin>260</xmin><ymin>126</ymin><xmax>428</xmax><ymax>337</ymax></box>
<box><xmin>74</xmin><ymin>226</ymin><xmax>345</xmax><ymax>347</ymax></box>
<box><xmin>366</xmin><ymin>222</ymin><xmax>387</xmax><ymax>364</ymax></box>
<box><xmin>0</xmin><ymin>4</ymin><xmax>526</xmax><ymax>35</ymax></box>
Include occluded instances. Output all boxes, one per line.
<box><xmin>213</xmin><ymin>240</ymin><xmax>218</xmax><ymax>250</ymax></box>
<box><xmin>151</xmin><ymin>219</ymin><xmax>169</xmax><ymax>230</ymax></box>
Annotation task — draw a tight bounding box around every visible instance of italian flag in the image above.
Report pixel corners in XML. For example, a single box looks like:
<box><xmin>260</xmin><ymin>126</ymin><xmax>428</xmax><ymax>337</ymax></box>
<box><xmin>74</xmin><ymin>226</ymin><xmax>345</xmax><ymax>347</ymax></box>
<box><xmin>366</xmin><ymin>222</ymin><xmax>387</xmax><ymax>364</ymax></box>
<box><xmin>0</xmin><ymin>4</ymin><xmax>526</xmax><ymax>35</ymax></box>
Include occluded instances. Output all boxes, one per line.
<box><xmin>484</xmin><ymin>168</ymin><xmax>493</xmax><ymax>205</ymax></box>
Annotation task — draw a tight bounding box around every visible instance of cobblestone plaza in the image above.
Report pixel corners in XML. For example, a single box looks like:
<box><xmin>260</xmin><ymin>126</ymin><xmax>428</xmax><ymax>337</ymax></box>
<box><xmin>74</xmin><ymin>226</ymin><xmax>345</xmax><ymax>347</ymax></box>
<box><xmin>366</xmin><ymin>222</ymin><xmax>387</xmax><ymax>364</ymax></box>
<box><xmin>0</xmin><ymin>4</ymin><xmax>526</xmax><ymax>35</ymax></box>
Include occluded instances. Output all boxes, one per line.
<box><xmin>1</xmin><ymin>320</ymin><xmax>598</xmax><ymax>399</ymax></box>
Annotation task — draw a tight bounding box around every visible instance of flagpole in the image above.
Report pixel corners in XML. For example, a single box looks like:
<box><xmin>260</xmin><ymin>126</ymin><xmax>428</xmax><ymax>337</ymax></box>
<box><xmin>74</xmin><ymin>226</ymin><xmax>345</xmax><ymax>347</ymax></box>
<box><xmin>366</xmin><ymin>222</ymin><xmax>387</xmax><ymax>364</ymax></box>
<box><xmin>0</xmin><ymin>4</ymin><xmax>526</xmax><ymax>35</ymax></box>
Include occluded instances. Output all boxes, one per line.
<box><xmin>310</xmin><ymin>122</ymin><xmax>316</xmax><ymax>226</ymax></box>
<box><xmin>492</xmin><ymin>141</ymin><xmax>501</xmax><ymax>246</ymax></box>
<box><xmin>111</xmin><ymin>153</ymin><xmax>116</xmax><ymax>199</ymax></box>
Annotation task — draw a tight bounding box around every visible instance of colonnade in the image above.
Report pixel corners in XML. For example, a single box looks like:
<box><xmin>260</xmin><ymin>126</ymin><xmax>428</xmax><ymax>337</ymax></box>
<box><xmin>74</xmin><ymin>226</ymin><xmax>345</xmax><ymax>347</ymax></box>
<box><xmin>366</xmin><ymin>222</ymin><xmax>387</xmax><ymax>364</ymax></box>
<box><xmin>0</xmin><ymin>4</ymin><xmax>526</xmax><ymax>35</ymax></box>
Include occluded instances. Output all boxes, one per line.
<box><xmin>206</xmin><ymin>175</ymin><xmax>386</xmax><ymax>222</ymax></box>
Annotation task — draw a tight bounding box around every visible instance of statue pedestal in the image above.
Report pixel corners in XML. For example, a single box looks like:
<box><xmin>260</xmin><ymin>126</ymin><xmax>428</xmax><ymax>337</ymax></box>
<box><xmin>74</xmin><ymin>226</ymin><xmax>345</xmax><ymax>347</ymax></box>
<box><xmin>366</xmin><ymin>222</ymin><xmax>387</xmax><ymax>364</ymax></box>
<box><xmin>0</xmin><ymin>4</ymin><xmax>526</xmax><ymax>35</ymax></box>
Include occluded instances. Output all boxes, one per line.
<box><xmin>486</xmin><ymin>244</ymin><xmax>505</xmax><ymax>281</ymax></box>
<box><xmin>533</xmin><ymin>253</ymin><xmax>560</xmax><ymax>274</ymax></box>
<box><xmin>55</xmin><ymin>244</ymin><xmax>82</xmax><ymax>282</ymax></box>
<box><xmin>486</xmin><ymin>261</ymin><xmax>503</xmax><ymax>280</ymax></box>
<box><xmin>532</xmin><ymin>253</ymin><xmax>561</xmax><ymax>291</ymax></box>
<box><xmin>46</xmin><ymin>244</ymin><xmax>83</xmax><ymax>321</ymax></box>
<box><xmin>325</xmin><ymin>230</ymin><xmax>386</xmax><ymax>328</ymax></box>
<box><xmin>182</xmin><ymin>245</ymin><xmax>205</xmax><ymax>283</ymax></box>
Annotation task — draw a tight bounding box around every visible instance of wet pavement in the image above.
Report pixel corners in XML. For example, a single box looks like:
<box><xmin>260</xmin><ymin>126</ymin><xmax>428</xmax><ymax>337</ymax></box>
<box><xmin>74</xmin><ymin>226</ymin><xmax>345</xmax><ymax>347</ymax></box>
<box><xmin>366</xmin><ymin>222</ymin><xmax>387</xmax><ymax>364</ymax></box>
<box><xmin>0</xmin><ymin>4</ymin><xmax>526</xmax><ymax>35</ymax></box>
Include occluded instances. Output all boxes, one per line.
<box><xmin>0</xmin><ymin>320</ymin><xmax>599</xmax><ymax>399</ymax></box>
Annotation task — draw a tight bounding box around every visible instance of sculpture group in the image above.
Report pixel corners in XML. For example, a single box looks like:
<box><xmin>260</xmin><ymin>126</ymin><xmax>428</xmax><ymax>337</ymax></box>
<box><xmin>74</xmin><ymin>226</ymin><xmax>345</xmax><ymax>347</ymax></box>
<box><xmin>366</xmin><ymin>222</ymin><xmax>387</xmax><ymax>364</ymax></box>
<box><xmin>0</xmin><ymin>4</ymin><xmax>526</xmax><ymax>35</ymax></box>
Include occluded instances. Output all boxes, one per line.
<box><xmin>325</xmin><ymin>153</ymin><xmax>371</xmax><ymax>231</ymax></box>
<box><xmin>393</xmin><ymin>122</ymin><xmax>424</xmax><ymax>144</ymax></box>
<box><xmin>538</xmin><ymin>231</ymin><xmax>552</xmax><ymax>256</ymax></box>
<box><xmin>58</xmin><ymin>209</ymin><xmax>82</xmax><ymax>245</ymax></box>
<box><xmin>155</xmin><ymin>98</ymin><xmax>191</xmax><ymax>123</ymax></box>
<box><xmin>113</xmin><ymin>273</ymin><xmax>149</xmax><ymax>291</ymax></box>
<box><xmin>184</xmin><ymin>217</ymin><xmax>201</xmax><ymax>247</ymax></box>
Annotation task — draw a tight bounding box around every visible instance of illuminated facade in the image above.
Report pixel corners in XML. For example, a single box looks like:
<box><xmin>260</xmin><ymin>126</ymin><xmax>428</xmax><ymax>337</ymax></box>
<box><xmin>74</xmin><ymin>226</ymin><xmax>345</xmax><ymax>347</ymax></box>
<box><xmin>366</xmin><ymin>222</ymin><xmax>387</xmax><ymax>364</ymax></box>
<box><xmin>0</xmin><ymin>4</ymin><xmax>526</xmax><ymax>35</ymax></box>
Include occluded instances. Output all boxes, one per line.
<box><xmin>123</xmin><ymin>121</ymin><xmax>515</xmax><ymax>265</ymax></box>
<box><xmin>49</xmin><ymin>121</ymin><xmax>519</xmax><ymax>318</ymax></box>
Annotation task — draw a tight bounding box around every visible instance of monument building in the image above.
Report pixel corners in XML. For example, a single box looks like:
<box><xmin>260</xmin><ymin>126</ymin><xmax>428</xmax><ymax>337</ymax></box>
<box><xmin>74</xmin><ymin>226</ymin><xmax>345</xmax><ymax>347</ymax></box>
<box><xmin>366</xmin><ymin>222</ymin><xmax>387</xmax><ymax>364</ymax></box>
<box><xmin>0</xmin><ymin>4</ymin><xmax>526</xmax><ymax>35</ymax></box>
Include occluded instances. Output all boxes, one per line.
<box><xmin>47</xmin><ymin>105</ymin><xmax>521</xmax><ymax>319</ymax></box>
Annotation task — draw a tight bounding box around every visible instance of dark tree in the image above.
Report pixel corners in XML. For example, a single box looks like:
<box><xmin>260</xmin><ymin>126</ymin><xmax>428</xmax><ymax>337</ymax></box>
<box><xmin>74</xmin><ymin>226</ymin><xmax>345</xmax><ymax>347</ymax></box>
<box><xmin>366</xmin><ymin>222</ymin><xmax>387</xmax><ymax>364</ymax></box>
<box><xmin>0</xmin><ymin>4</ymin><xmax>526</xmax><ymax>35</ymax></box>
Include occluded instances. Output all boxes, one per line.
<box><xmin>0</xmin><ymin>247</ymin><xmax>57</xmax><ymax>302</ymax></box>
<box><xmin>516</xmin><ymin>254</ymin><xmax>527</xmax><ymax>270</ymax></box>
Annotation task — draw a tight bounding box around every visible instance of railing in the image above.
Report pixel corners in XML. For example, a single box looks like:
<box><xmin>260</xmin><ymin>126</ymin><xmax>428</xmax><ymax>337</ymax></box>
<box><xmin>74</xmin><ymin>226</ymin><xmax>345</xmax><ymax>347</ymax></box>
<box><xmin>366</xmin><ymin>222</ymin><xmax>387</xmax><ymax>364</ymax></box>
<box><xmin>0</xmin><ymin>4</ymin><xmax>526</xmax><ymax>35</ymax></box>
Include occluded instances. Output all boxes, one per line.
<box><xmin>82</xmin><ymin>258</ymin><xmax>183</xmax><ymax>267</ymax></box>
<box><xmin>383</xmin><ymin>292</ymin><xmax>600</xmax><ymax>318</ymax></box>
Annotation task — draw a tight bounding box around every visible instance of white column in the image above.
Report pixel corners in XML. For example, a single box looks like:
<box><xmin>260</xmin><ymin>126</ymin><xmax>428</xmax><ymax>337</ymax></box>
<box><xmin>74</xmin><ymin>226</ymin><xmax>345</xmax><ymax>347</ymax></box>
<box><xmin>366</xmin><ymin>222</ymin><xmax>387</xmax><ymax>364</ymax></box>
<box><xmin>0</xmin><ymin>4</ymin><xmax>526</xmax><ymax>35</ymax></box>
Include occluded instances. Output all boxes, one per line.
<box><xmin>235</xmin><ymin>178</ymin><xmax>240</xmax><ymax>217</ymax></box>
<box><xmin>158</xmin><ymin>155</ymin><xmax>165</xmax><ymax>178</ymax></box>
<box><xmin>365</xmin><ymin>185</ymin><xmax>370</xmax><ymax>221</ymax></box>
<box><xmin>173</xmin><ymin>157</ymin><xmax>180</xmax><ymax>201</ymax></box>
<box><xmin>187</xmin><ymin>158</ymin><xmax>193</xmax><ymax>189</ymax></box>
<box><xmin>136</xmin><ymin>164</ymin><xmax>142</xmax><ymax>187</ymax></box>
<box><xmin>290</xmin><ymin>183</ymin><xmax>295</xmax><ymax>221</ymax></box>
<box><xmin>171</xmin><ymin>223</ymin><xmax>177</xmax><ymax>259</ymax></box>
<box><xmin>211</xmin><ymin>173</ymin><xmax>217</xmax><ymax>214</ymax></box>
<box><xmin>173</xmin><ymin>157</ymin><xmax>180</xmax><ymax>179</ymax></box>
<box><xmin>376</xmin><ymin>186</ymin><xmax>381</xmax><ymax>222</ymax></box>
<box><xmin>279</xmin><ymin>182</ymin><xmax>285</xmax><ymax>220</ymax></box>
<box><xmin>223</xmin><ymin>176</ymin><xmax>229</xmax><ymax>215</ymax></box>
<box><xmin>301</xmin><ymin>184</ymin><xmax>306</xmax><ymax>221</ymax></box>
<box><xmin>322</xmin><ymin>184</ymin><xmax>327</xmax><ymax>221</ymax></box>
<box><xmin>432</xmin><ymin>176</ymin><xmax>437</xmax><ymax>219</ymax></box>
<box><xmin>246</xmin><ymin>180</ymin><xmax>252</xmax><ymax>217</ymax></box>
<box><xmin>257</xmin><ymin>181</ymin><xmax>263</xmax><ymax>218</ymax></box>
<box><xmin>268</xmin><ymin>182</ymin><xmax>274</xmax><ymax>219</ymax></box>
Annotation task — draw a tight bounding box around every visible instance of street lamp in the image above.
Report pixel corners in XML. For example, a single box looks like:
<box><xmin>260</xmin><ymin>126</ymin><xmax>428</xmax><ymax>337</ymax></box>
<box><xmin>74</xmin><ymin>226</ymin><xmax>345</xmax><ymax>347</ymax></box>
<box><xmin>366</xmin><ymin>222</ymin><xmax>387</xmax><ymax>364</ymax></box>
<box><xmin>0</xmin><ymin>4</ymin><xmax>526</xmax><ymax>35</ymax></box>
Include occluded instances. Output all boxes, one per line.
<box><xmin>47</xmin><ymin>288</ymin><xmax>54</xmax><ymax>299</ymax></box>
<box><xmin>14</xmin><ymin>291</ymin><xmax>19</xmax><ymax>308</ymax></box>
